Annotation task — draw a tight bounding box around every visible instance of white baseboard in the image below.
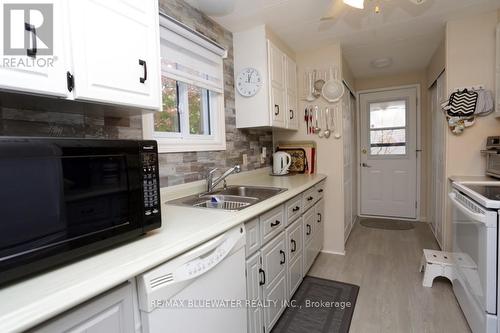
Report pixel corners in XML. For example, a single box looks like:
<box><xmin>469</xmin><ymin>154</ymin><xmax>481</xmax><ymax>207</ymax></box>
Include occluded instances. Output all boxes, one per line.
<box><xmin>321</xmin><ymin>250</ymin><xmax>345</xmax><ymax>256</ymax></box>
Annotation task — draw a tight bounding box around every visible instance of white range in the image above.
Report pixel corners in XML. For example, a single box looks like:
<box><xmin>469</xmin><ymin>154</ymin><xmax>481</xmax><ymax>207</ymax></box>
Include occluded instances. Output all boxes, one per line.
<box><xmin>450</xmin><ymin>180</ymin><xmax>500</xmax><ymax>333</ymax></box>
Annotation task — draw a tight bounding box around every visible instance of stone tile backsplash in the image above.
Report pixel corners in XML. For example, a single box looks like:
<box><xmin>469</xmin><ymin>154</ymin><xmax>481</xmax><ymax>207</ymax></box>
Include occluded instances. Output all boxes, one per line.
<box><xmin>0</xmin><ymin>0</ymin><xmax>272</xmax><ymax>187</ymax></box>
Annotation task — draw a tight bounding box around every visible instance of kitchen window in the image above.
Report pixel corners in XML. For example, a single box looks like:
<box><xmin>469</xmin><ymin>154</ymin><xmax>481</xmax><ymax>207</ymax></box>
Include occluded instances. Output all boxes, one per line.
<box><xmin>143</xmin><ymin>14</ymin><xmax>227</xmax><ymax>153</ymax></box>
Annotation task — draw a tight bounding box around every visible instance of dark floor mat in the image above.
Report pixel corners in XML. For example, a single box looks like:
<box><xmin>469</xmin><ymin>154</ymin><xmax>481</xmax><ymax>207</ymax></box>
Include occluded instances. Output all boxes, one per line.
<box><xmin>360</xmin><ymin>217</ymin><xmax>415</xmax><ymax>230</ymax></box>
<box><xmin>271</xmin><ymin>276</ymin><xmax>359</xmax><ymax>333</ymax></box>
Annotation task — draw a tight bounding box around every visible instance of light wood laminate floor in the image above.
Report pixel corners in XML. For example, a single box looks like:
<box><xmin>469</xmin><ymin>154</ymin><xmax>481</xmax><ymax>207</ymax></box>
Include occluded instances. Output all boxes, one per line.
<box><xmin>308</xmin><ymin>221</ymin><xmax>471</xmax><ymax>333</ymax></box>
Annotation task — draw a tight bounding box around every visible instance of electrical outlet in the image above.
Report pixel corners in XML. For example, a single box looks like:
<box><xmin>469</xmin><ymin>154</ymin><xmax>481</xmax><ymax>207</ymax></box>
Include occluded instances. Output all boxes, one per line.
<box><xmin>242</xmin><ymin>154</ymin><xmax>248</xmax><ymax>166</ymax></box>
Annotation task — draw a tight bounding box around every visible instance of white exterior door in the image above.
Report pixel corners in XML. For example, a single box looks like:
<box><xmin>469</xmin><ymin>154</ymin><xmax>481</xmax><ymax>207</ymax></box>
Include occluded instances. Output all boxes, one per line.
<box><xmin>0</xmin><ymin>0</ymin><xmax>69</xmax><ymax>97</ymax></box>
<box><xmin>359</xmin><ymin>88</ymin><xmax>418</xmax><ymax>219</ymax></box>
<box><xmin>67</xmin><ymin>0</ymin><xmax>161</xmax><ymax>109</ymax></box>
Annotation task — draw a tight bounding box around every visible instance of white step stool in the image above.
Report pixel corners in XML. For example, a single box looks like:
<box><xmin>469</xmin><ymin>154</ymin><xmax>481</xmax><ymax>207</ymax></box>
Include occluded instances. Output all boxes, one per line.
<box><xmin>420</xmin><ymin>249</ymin><xmax>455</xmax><ymax>287</ymax></box>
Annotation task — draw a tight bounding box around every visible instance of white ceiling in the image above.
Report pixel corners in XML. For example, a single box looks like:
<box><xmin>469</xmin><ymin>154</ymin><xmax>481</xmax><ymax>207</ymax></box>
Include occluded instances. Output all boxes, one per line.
<box><xmin>185</xmin><ymin>0</ymin><xmax>500</xmax><ymax>78</ymax></box>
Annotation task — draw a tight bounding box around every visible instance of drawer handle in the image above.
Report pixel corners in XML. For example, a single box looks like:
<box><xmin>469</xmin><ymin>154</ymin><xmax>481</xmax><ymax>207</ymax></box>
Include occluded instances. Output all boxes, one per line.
<box><xmin>318</xmin><ymin>189</ymin><xmax>324</xmax><ymax>193</ymax></box>
<box><xmin>317</xmin><ymin>213</ymin><xmax>322</xmax><ymax>223</ymax></box>
<box><xmin>290</xmin><ymin>109</ymin><xmax>294</xmax><ymax>120</ymax></box>
<box><xmin>292</xmin><ymin>206</ymin><xmax>300</xmax><ymax>212</ymax></box>
<box><xmin>291</xmin><ymin>239</ymin><xmax>297</xmax><ymax>253</ymax></box>
<box><xmin>280</xmin><ymin>250</ymin><xmax>286</xmax><ymax>265</ymax></box>
<box><xmin>307</xmin><ymin>196</ymin><xmax>313</xmax><ymax>201</ymax></box>
<box><xmin>274</xmin><ymin>104</ymin><xmax>280</xmax><ymax>116</ymax></box>
<box><xmin>306</xmin><ymin>224</ymin><xmax>311</xmax><ymax>235</ymax></box>
<box><xmin>271</xmin><ymin>220</ymin><xmax>281</xmax><ymax>227</ymax></box>
<box><xmin>259</xmin><ymin>268</ymin><xmax>266</xmax><ymax>286</ymax></box>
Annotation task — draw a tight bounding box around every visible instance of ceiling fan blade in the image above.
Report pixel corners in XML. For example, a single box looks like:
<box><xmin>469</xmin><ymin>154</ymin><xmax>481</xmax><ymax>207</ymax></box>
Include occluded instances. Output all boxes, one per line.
<box><xmin>320</xmin><ymin>0</ymin><xmax>345</xmax><ymax>21</ymax></box>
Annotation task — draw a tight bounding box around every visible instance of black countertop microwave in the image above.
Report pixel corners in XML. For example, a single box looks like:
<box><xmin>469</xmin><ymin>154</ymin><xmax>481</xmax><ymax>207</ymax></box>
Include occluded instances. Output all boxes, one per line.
<box><xmin>0</xmin><ymin>138</ymin><xmax>161</xmax><ymax>286</ymax></box>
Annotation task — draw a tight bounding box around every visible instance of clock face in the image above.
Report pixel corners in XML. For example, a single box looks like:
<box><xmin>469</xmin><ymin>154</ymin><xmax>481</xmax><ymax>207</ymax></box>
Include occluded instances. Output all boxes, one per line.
<box><xmin>236</xmin><ymin>68</ymin><xmax>262</xmax><ymax>97</ymax></box>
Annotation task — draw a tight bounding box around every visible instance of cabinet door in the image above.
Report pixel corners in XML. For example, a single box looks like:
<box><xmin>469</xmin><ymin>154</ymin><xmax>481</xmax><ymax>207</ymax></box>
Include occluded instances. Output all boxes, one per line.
<box><xmin>261</xmin><ymin>232</ymin><xmax>286</xmax><ymax>288</ymax></box>
<box><xmin>314</xmin><ymin>199</ymin><xmax>325</xmax><ymax>254</ymax></box>
<box><xmin>268</xmin><ymin>40</ymin><xmax>286</xmax><ymax>127</ymax></box>
<box><xmin>245</xmin><ymin>218</ymin><xmax>261</xmax><ymax>258</ymax></box>
<box><xmin>0</xmin><ymin>0</ymin><xmax>68</xmax><ymax>97</ymax></box>
<box><xmin>286</xmin><ymin>219</ymin><xmax>303</xmax><ymax>299</ymax></box>
<box><xmin>68</xmin><ymin>0</ymin><xmax>161</xmax><ymax>110</ymax></box>
<box><xmin>285</xmin><ymin>57</ymin><xmax>298</xmax><ymax>130</ymax></box>
<box><xmin>246</xmin><ymin>252</ymin><xmax>264</xmax><ymax>333</ymax></box>
<box><xmin>263</xmin><ymin>271</ymin><xmax>287</xmax><ymax>333</ymax></box>
<box><xmin>303</xmin><ymin>208</ymin><xmax>316</xmax><ymax>273</ymax></box>
<box><xmin>34</xmin><ymin>283</ymin><xmax>136</xmax><ymax>333</ymax></box>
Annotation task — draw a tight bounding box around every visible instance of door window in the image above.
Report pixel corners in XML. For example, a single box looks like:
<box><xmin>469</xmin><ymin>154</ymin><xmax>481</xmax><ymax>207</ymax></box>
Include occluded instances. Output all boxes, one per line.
<box><xmin>369</xmin><ymin>99</ymin><xmax>407</xmax><ymax>155</ymax></box>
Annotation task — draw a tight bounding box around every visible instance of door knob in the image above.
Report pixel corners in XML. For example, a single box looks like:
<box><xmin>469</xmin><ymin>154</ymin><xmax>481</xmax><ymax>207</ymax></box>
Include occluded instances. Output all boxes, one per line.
<box><xmin>362</xmin><ymin>163</ymin><xmax>371</xmax><ymax>168</ymax></box>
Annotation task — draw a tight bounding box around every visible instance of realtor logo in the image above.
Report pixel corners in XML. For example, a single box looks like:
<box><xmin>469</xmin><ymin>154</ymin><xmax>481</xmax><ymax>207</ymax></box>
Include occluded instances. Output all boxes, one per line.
<box><xmin>3</xmin><ymin>4</ymin><xmax>53</xmax><ymax>56</ymax></box>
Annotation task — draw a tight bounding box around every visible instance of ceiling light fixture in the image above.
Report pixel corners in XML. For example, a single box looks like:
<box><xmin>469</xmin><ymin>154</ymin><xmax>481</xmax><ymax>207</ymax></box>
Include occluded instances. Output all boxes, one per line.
<box><xmin>370</xmin><ymin>57</ymin><xmax>393</xmax><ymax>69</ymax></box>
<box><xmin>343</xmin><ymin>0</ymin><xmax>364</xmax><ymax>9</ymax></box>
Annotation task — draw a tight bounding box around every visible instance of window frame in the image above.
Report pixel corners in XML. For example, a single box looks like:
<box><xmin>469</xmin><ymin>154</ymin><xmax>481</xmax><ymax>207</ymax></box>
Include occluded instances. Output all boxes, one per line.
<box><xmin>142</xmin><ymin>14</ymin><xmax>227</xmax><ymax>153</ymax></box>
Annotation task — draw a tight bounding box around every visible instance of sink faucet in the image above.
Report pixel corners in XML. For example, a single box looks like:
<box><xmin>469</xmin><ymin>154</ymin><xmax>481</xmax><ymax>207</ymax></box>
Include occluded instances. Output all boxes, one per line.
<box><xmin>206</xmin><ymin>165</ymin><xmax>241</xmax><ymax>193</ymax></box>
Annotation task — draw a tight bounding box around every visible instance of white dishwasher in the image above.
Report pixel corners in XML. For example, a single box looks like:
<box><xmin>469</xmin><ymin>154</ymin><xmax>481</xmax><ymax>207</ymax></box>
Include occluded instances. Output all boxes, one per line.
<box><xmin>137</xmin><ymin>225</ymin><xmax>247</xmax><ymax>333</ymax></box>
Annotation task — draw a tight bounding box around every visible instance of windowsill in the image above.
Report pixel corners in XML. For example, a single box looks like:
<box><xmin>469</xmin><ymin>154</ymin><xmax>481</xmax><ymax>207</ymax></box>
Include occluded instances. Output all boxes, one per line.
<box><xmin>156</xmin><ymin>141</ymin><xmax>226</xmax><ymax>153</ymax></box>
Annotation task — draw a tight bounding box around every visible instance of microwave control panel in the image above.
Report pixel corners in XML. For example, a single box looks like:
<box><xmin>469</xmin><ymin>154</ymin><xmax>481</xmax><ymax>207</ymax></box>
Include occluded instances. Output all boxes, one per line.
<box><xmin>141</xmin><ymin>152</ymin><xmax>160</xmax><ymax>216</ymax></box>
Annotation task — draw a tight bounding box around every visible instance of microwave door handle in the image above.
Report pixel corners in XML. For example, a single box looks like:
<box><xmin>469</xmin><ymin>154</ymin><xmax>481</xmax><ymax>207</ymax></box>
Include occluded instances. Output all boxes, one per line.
<box><xmin>448</xmin><ymin>192</ymin><xmax>487</xmax><ymax>224</ymax></box>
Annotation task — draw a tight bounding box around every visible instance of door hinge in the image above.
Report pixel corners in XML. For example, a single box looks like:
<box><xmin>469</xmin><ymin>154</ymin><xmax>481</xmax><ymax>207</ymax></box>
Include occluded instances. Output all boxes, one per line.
<box><xmin>66</xmin><ymin>71</ymin><xmax>74</xmax><ymax>92</ymax></box>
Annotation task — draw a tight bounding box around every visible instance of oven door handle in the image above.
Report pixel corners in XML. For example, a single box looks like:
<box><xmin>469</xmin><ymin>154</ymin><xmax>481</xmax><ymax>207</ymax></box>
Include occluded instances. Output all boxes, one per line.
<box><xmin>448</xmin><ymin>192</ymin><xmax>487</xmax><ymax>224</ymax></box>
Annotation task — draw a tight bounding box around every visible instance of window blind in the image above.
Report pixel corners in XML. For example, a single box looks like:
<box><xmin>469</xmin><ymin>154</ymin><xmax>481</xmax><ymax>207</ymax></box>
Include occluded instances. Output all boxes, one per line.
<box><xmin>159</xmin><ymin>14</ymin><xmax>227</xmax><ymax>94</ymax></box>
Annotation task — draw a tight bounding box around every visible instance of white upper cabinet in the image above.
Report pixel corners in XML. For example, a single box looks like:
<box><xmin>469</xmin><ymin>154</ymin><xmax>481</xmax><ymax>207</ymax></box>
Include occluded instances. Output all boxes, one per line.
<box><xmin>0</xmin><ymin>0</ymin><xmax>69</xmax><ymax>97</ymax></box>
<box><xmin>234</xmin><ymin>25</ymin><xmax>298</xmax><ymax>130</ymax></box>
<box><xmin>0</xmin><ymin>0</ymin><xmax>161</xmax><ymax>111</ymax></box>
<box><xmin>67</xmin><ymin>0</ymin><xmax>161</xmax><ymax>110</ymax></box>
<box><xmin>285</xmin><ymin>57</ymin><xmax>298</xmax><ymax>130</ymax></box>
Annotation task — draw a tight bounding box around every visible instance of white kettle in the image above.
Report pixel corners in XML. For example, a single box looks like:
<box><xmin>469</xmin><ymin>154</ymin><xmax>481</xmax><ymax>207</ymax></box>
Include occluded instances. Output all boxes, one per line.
<box><xmin>273</xmin><ymin>151</ymin><xmax>292</xmax><ymax>175</ymax></box>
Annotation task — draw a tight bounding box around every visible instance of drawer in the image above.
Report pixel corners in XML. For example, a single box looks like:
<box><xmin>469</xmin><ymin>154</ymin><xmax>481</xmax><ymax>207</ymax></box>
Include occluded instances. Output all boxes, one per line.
<box><xmin>285</xmin><ymin>194</ymin><xmax>303</xmax><ymax>226</ymax></box>
<box><xmin>245</xmin><ymin>218</ymin><xmax>261</xmax><ymax>257</ymax></box>
<box><xmin>260</xmin><ymin>205</ymin><xmax>285</xmax><ymax>245</ymax></box>
<box><xmin>286</xmin><ymin>217</ymin><xmax>303</xmax><ymax>264</ymax></box>
<box><xmin>314</xmin><ymin>180</ymin><xmax>326</xmax><ymax>202</ymax></box>
<box><xmin>302</xmin><ymin>187</ymin><xmax>316</xmax><ymax>212</ymax></box>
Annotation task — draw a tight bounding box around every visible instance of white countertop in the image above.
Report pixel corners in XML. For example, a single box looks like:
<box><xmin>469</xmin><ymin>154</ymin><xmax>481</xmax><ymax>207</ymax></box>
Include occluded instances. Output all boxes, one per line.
<box><xmin>449</xmin><ymin>175</ymin><xmax>499</xmax><ymax>183</ymax></box>
<box><xmin>0</xmin><ymin>168</ymin><xmax>326</xmax><ymax>333</ymax></box>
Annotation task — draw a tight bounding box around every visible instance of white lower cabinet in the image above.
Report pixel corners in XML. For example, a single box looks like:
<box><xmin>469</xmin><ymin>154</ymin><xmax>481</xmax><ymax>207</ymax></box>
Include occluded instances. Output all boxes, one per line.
<box><xmin>245</xmin><ymin>181</ymin><xmax>325</xmax><ymax>333</ymax></box>
<box><xmin>314</xmin><ymin>199</ymin><xmax>325</xmax><ymax>254</ymax></box>
<box><xmin>261</xmin><ymin>233</ymin><xmax>287</xmax><ymax>331</ymax></box>
<box><xmin>286</xmin><ymin>218</ymin><xmax>303</xmax><ymax>298</ymax></box>
<box><xmin>33</xmin><ymin>282</ymin><xmax>137</xmax><ymax>333</ymax></box>
<box><xmin>246</xmin><ymin>252</ymin><xmax>264</xmax><ymax>333</ymax></box>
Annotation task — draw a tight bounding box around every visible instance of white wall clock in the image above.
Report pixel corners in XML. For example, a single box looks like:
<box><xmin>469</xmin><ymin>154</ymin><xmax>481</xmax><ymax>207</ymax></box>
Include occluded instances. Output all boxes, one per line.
<box><xmin>236</xmin><ymin>67</ymin><xmax>262</xmax><ymax>97</ymax></box>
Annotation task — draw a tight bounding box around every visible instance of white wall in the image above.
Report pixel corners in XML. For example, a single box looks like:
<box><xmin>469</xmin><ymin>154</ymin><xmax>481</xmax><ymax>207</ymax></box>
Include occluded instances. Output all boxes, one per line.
<box><xmin>274</xmin><ymin>43</ymin><xmax>346</xmax><ymax>254</ymax></box>
<box><xmin>442</xmin><ymin>10</ymin><xmax>500</xmax><ymax>250</ymax></box>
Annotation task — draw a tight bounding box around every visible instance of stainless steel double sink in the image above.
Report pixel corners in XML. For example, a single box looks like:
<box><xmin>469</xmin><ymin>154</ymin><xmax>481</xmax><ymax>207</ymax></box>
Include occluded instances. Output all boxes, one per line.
<box><xmin>167</xmin><ymin>185</ymin><xmax>287</xmax><ymax>211</ymax></box>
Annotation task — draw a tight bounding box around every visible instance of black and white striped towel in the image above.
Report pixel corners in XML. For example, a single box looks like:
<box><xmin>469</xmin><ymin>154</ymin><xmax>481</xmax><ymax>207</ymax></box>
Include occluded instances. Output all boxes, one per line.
<box><xmin>444</xmin><ymin>89</ymin><xmax>478</xmax><ymax>117</ymax></box>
